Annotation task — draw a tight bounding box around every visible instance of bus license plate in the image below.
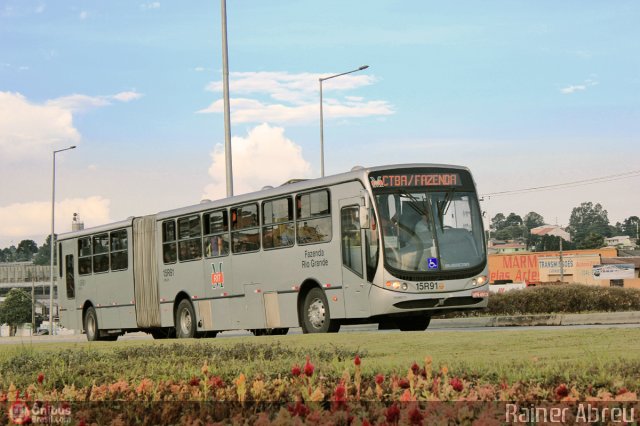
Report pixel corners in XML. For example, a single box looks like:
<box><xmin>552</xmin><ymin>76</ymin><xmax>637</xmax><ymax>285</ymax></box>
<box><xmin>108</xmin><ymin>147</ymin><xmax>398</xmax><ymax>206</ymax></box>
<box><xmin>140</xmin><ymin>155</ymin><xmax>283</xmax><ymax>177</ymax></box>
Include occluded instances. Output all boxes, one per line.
<box><xmin>416</xmin><ymin>282</ymin><xmax>443</xmax><ymax>291</ymax></box>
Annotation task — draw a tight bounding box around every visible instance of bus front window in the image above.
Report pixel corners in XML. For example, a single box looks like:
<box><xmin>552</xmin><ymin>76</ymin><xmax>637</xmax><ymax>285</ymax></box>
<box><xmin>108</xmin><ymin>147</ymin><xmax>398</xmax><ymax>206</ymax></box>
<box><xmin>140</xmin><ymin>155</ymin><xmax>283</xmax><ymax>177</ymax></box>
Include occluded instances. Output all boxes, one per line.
<box><xmin>375</xmin><ymin>191</ymin><xmax>485</xmax><ymax>273</ymax></box>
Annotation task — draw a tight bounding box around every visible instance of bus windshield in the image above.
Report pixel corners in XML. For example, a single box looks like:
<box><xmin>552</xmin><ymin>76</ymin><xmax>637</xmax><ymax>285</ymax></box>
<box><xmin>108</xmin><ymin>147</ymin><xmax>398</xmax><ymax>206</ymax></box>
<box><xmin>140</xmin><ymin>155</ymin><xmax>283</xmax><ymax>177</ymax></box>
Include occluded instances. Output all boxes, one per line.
<box><xmin>375</xmin><ymin>190</ymin><xmax>485</xmax><ymax>273</ymax></box>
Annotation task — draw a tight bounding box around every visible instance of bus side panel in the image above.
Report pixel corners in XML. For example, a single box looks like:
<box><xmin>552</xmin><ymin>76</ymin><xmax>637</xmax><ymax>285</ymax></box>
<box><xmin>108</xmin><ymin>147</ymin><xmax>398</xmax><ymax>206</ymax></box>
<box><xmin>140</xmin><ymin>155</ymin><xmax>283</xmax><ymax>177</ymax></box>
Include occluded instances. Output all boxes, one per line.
<box><xmin>93</xmin><ymin>272</ymin><xmax>121</xmax><ymax>329</ymax></box>
<box><xmin>273</xmin><ymin>292</ymin><xmax>298</xmax><ymax>327</ymax></box>
<box><xmin>202</xmin><ymin>256</ymin><xmax>234</xmax><ymax>331</ymax></box>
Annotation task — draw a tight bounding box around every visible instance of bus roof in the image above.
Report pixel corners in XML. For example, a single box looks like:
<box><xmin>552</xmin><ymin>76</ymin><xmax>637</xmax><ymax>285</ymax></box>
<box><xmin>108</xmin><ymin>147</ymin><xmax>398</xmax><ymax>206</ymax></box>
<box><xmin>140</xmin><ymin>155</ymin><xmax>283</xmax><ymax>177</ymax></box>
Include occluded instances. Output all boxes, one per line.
<box><xmin>58</xmin><ymin>163</ymin><xmax>470</xmax><ymax>239</ymax></box>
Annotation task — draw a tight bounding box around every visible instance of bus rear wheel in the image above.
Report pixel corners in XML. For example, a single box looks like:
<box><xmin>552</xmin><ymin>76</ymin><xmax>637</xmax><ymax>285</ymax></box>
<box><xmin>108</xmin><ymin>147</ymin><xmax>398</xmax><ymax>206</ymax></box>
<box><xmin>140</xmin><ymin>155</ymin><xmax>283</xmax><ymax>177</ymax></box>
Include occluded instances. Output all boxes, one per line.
<box><xmin>176</xmin><ymin>299</ymin><xmax>197</xmax><ymax>338</ymax></box>
<box><xmin>301</xmin><ymin>287</ymin><xmax>340</xmax><ymax>333</ymax></box>
<box><xmin>84</xmin><ymin>307</ymin><xmax>99</xmax><ymax>341</ymax></box>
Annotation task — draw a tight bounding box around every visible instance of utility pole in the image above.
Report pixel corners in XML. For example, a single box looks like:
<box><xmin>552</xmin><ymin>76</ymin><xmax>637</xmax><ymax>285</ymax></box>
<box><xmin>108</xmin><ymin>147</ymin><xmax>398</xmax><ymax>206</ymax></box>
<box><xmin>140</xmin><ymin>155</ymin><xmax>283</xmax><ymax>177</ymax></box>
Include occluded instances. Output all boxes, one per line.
<box><xmin>559</xmin><ymin>237</ymin><xmax>564</xmax><ymax>282</ymax></box>
<box><xmin>221</xmin><ymin>0</ymin><xmax>233</xmax><ymax>197</ymax></box>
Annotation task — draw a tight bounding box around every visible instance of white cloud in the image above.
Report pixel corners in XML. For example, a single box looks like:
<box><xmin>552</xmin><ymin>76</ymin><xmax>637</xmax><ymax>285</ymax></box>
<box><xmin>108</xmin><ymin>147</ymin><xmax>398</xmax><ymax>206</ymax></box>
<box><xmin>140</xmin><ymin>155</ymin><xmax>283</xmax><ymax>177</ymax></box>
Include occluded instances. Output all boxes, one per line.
<box><xmin>0</xmin><ymin>92</ymin><xmax>80</xmax><ymax>159</ymax></box>
<box><xmin>0</xmin><ymin>196</ymin><xmax>111</xmax><ymax>243</ymax></box>
<box><xmin>0</xmin><ymin>90</ymin><xmax>143</xmax><ymax>159</ymax></box>
<box><xmin>79</xmin><ymin>11</ymin><xmax>88</xmax><ymax>20</ymax></box>
<box><xmin>198</xmin><ymin>71</ymin><xmax>393</xmax><ymax>124</ymax></box>
<box><xmin>47</xmin><ymin>94</ymin><xmax>111</xmax><ymax>112</ymax></box>
<box><xmin>47</xmin><ymin>90</ymin><xmax>143</xmax><ymax>112</ymax></box>
<box><xmin>111</xmin><ymin>91</ymin><xmax>143</xmax><ymax>102</ymax></box>
<box><xmin>205</xmin><ymin>71</ymin><xmax>375</xmax><ymax>104</ymax></box>
<box><xmin>140</xmin><ymin>2</ymin><xmax>161</xmax><ymax>10</ymax></box>
<box><xmin>560</xmin><ymin>79</ymin><xmax>598</xmax><ymax>94</ymax></box>
<box><xmin>202</xmin><ymin>123</ymin><xmax>312</xmax><ymax>200</ymax></box>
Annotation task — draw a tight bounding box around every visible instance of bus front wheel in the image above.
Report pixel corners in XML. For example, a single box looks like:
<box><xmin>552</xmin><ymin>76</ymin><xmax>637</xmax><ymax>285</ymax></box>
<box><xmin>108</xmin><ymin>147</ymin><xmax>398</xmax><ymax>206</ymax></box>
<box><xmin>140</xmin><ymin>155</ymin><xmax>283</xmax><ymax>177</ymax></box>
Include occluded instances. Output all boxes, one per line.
<box><xmin>301</xmin><ymin>287</ymin><xmax>340</xmax><ymax>333</ymax></box>
<box><xmin>176</xmin><ymin>299</ymin><xmax>197</xmax><ymax>338</ymax></box>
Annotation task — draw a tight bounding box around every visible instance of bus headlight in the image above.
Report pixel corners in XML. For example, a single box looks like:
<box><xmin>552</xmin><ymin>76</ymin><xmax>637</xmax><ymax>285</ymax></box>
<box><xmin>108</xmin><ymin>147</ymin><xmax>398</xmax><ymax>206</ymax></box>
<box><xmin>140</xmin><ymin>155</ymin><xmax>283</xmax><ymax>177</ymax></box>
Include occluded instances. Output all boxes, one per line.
<box><xmin>470</xmin><ymin>275</ymin><xmax>488</xmax><ymax>286</ymax></box>
<box><xmin>385</xmin><ymin>281</ymin><xmax>405</xmax><ymax>290</ymax></box>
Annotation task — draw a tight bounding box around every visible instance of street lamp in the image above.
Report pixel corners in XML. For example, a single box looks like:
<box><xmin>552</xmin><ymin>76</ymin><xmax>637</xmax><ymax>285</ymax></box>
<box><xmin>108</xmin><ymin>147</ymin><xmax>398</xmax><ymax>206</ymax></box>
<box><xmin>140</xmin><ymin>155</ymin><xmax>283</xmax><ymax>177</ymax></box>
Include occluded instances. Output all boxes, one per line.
<box><xmin>49</xmin><ymin>145</ymin><xmax>76</xmax><ymax>335</ymax></box>
<box><xmin>319</xmin><ymin>65</ymin><xmax>369</xmax><ymax>177</ymax></box>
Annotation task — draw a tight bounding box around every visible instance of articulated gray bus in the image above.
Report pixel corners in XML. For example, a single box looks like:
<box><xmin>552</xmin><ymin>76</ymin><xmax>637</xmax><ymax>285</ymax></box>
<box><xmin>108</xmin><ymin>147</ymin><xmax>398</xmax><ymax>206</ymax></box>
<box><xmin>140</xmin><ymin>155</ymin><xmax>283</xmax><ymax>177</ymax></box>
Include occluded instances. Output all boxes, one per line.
<box><xmin>57</xmin><ymin>164</ymin><xmax>489</xmax><ymax>341</ymax></box>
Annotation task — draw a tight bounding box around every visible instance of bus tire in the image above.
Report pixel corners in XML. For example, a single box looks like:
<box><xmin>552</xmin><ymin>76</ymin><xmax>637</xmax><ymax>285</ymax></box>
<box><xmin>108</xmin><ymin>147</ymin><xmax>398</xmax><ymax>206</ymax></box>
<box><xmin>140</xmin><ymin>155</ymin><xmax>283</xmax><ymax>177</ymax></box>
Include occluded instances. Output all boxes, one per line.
<box><xmin>301</xmin><ymin>287</ymin><xmax>340</xmax><ymax>333</ymax></box>
<box><xmin>397</xmin><ymin>314</ymin><xmax>431</xmax><ymax>331</ymax></box>
<box><xmin>176</xmin><ymin>299</ymin><xmax>197</xmax><ymax>338</ymax></box>
<box><xmin>84</xmin><ymin>307</ymin><xmax>100</xmax><ymax>341</ymax></box>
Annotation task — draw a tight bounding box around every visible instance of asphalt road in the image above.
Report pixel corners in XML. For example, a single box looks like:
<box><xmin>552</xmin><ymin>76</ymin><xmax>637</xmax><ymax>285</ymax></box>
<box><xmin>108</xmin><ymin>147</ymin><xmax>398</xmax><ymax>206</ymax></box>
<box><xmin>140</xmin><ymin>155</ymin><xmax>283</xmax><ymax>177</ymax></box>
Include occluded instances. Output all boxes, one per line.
<box><xmin>1</xmin><ymin>322</ymin><xmax>639</xmax><ymax>344</ymax></box>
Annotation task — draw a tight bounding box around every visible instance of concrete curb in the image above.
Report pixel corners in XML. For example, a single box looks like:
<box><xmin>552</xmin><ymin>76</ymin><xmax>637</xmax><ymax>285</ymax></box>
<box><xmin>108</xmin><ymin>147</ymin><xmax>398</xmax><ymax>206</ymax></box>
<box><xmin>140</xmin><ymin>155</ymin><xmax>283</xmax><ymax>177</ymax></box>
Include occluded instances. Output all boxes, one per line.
<box><xmin>430</xmin><ymin>311</ymin><xmax>640</xmax><ymax>329</ymax></box>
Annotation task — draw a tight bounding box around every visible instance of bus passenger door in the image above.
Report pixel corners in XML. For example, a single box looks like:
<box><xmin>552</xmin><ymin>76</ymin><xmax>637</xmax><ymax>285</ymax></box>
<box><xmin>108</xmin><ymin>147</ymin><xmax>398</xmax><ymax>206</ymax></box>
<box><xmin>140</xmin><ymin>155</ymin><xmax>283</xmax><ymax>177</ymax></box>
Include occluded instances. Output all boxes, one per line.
<box><xmin>339</xmin><ymin>200</ymin><xmax>370</xmax><ymax>318</ymax></box>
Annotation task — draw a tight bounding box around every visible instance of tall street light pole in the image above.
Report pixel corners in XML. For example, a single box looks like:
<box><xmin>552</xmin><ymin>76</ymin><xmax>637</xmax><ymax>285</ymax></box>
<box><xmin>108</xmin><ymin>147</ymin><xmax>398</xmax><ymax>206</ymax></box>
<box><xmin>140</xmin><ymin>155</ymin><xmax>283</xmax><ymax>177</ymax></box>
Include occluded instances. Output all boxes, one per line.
<box><xmin>319</xmin><ymin>65</ymin><xmax>369</xmax><ymax>178</ymax></box>
<box><xmin>221</xmin><ymin>0</ymin><xmax>233</xmax><ymax>197</ymax></box>
<box><xmin>49</xmin><ymin>145</ymin><xmax>76</xmax><ymax>335</ymax></box>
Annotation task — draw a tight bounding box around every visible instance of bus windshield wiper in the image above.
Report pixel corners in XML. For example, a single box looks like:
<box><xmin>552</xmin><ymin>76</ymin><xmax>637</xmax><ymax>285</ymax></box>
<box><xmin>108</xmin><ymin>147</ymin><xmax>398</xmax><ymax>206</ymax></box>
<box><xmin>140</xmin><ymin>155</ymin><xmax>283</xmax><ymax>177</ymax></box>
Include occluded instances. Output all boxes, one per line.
<box><xmin>437</xmin><ymin>189</ymin><xmax>455</xmax><ymax>228</ymax></box>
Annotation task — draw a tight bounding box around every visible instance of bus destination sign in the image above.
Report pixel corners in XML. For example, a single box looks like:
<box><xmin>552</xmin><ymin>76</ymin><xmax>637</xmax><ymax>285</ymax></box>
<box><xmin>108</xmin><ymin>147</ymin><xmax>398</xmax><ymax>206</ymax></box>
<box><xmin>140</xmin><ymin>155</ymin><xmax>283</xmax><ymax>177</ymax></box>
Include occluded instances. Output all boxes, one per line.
<box><xmin>369</xmin><ymin>173</ymin><xmax>462</xmax><ymax>189</ymax></box>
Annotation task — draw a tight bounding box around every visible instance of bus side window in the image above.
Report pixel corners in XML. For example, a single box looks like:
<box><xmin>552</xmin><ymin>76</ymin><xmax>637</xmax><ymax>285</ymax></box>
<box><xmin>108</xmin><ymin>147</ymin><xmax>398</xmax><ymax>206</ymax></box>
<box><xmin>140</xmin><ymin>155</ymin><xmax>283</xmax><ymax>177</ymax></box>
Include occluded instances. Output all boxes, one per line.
<box><xmin>177</xmin><ymin>215</ymin><xmax>202</xmax><ymax>261</ymax></box>
<box><xmin>110</xmin><ymin>229</ymin><xmax>128</xmax><ymax>271</ymax></box>
<box><xmin>78</xmin><ymin>237</ymin><xmax>92</xmax><ymax>275</ymax></box>
<box><xmin>162</xmin><ymin>220</ymin><xmax>177</xmax><ymax>264</ymax></box>
<box><xmin>365</xmin><ymin>207</ymin><xmax>379</xmax><ymax>282</ymax></box>
<box><xmin>203</xmin><ymin>210</ymin><xmax>230</xmax><ymax>258</ymax></box>
<box><xmin>65</xmin><ymin>254</ymin><xmax>75</xmax><ymax>299</ymax></box>
<box><xmin>93</xmin><ymin>233</ymin><xmax>110</xmax><ymax>273</ymax></box>
<box><xmin>262</xmin><ymin>197</ymin><xmax>294</xmax><ymax>249</ymax></box>
<box><xmin>296</xmin><ymin>189</ymin><xmax>331</xmax><ymax>245</ymax></box>
<box><xmin>341</xmin><ymin>206</ymin><xmax>363</xmax><ymax>277</ymax></box>
<box><xmin>231</xmin><ymin>203</ymin><xmax>260</xmax><ymax>254</ymax></box>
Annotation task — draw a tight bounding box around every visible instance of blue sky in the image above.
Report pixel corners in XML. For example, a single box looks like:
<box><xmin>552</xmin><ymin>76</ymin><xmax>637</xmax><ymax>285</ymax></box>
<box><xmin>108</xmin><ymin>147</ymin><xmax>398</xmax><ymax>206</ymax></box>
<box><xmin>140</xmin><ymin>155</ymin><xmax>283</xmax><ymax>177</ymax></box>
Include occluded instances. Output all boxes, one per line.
<box><xmin>1</xmin><ymin>0</ymin><xmax>639</xmax><ymax>246</ymax></box>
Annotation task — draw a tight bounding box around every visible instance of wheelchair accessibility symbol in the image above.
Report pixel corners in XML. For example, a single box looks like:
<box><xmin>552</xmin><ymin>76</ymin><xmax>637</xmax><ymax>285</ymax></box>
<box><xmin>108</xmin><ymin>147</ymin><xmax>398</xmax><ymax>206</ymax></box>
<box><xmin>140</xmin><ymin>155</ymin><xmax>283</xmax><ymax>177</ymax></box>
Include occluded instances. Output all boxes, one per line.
<box><xmin>427</xmin><ymin>257</ymin><xmax>439</xmax><ymax>270</ymax></box>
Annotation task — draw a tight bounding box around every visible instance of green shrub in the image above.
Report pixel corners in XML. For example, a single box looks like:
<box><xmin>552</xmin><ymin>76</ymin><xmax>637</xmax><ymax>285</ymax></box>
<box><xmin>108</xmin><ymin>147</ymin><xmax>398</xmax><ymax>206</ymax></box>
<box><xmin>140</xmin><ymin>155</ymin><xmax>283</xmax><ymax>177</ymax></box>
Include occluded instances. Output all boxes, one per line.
<box><xmin>450</xmin><ymin>284</ymin><xmax>640</xmax><ymax>317</ymax></box>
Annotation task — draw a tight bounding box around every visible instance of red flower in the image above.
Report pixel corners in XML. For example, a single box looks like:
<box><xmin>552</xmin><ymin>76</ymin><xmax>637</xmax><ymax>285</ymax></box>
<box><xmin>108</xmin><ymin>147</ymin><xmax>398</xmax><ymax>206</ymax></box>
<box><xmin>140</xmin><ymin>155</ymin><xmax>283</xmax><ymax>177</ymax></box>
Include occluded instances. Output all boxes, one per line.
<box><xmin>617</xmin><ymin>387</ymin><xmax>628</xmax><ymax>395</ymax></box>
<box><xmin>555</xmin><ymin>384</ymin><xmax>569</xmax><ymax>399</ymax></box>
<box><xmin>385</xmin><ymin>403</ymin><xmax>400</xmax><ymax>423</ymax></box>
<box><xmin>354</xmin><ymin>355</ymin><xmax>361</xmax><ymax>366</ymax></box>
<box><xmin>207</xmin><ymin>375</ymin><xmax>224</xmax><ymax>389</ymax></box>
<box><xmin>332</xmin><ymin>383</ymin><xmax>348</xmax><ymax>411</ymax></box>
<box><xmin>334</xmin><ymin>383</ymin><xmax>346</xmax><ymax>400</ymax></box>
<box><xmin>291</xmin><ymin>364</ymin><xmax>301</xmax><ymax>377</ymax></box>
<box><xmin>375</xmin><ymin>374</ymin><xmax>384</xmax><ymax>385</ymax></box>
<box><xmin>398</xmin><ymin>378</ymin><xmax>410</xmax><ymax>389</ymax></box>
<box><xmin>362</xmin><ymin>420</ymin><xmax>372</xmax><ymax>426</ymax></box>
<box><xmin>304</xmin><ymin>357</ymin><xmax>314</xmax><ymax>377</ymax></box>
<box><xmin>411</xmin><ymin>362</ymin><xmax>420</xmax><ymax>375</ymax></box>
<box><xmin>408</xmin><ymin>406</ymin><xmax>424</xmax><ymax>425</ymax></box>
<box><xmin>450</xmin><ymin>377</ymin><xmax>463</xmax><ymax>392</ymax></box>
<box><xmin>188</xmin><ymin>376</ymin><xmax>200</xmax><ymax>386</ymax></box>
<box><xmin>37</xmin><ymin>373</ymin><xmax>45</xmax><ymax>385</ymax></box>
<box><xmin>288</xmin><ymin>401</ymin><xmax>309</xmax><ymax>418</ymax></box>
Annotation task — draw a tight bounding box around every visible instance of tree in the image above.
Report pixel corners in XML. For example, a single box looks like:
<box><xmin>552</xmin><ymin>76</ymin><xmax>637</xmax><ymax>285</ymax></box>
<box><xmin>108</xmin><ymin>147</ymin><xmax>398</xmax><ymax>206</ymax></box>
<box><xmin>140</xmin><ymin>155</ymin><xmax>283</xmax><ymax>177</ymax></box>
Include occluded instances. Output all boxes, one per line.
<box><xmin>523</xmin><ymin>212</ymin><xmax>545</xmax><ymax>230</ymax></box>
<box><xmin>0</xmin><ymin>288</ymin><xmax>32</xmax><ymax>336</ymax></box>
<box><xmin>34</xmin><ymin>235</ymin><xmax>56</xmax><ymax>266</ymax></box>
<box><xmin>579</xmin><ymin>232</ymin><xmax>605</xmax><ymax>249</ymax></box>
<box><xmin>568</xmin><ymin>202</ymin><xmax>611</xmax><ymax>248</ymax></box>
<box><xmin>16</xmin><ymin>239</ymin><xmax>38</xmax><ymax>262</ymax></box>
<box><xmin>504</xmin><ymin>213</ymin><xmax>523</xmax><ymax>228</ymax></box>
<box><xmin>1</xmin><ymin>246</ymin><xmax>17</xmax><ymax>263</ymax></box>
<box><xmin>495</xmin><ymin>225</ymin><xmax>526</xmax><ymax>241</ymax></box>
<box><xmin>622</xmin><ymin>216</ymin><xmax>640</xmax><ymax>239</ymax></box>
<box><xmin>530</xmin><ymin>234</ymin><xmax>576</xmax><ymax>252</ymax></box>
<box><xmin>490</xmin><ymin>213</ymin><xmax>506</xmax><ymax>232</ymax></box>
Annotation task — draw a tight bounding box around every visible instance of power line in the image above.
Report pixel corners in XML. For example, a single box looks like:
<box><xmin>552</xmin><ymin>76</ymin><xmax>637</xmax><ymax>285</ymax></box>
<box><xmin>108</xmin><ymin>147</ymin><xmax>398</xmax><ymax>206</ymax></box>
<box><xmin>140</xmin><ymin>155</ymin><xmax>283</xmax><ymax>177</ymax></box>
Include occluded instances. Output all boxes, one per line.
<box><xmin>481</xmin><ymin>170</ymin><xmax>640</xmax><ymax>198</ymax></box>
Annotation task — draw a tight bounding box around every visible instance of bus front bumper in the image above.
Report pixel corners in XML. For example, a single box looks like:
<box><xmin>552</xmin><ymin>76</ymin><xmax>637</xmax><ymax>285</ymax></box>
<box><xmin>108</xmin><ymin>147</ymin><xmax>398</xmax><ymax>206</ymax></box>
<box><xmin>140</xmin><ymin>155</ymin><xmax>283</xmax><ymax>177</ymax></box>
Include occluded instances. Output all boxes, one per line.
<box><xmin>368</xmin><ymin>283</ymin><xmax>489</xmax><ymax>316</ymax></box>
